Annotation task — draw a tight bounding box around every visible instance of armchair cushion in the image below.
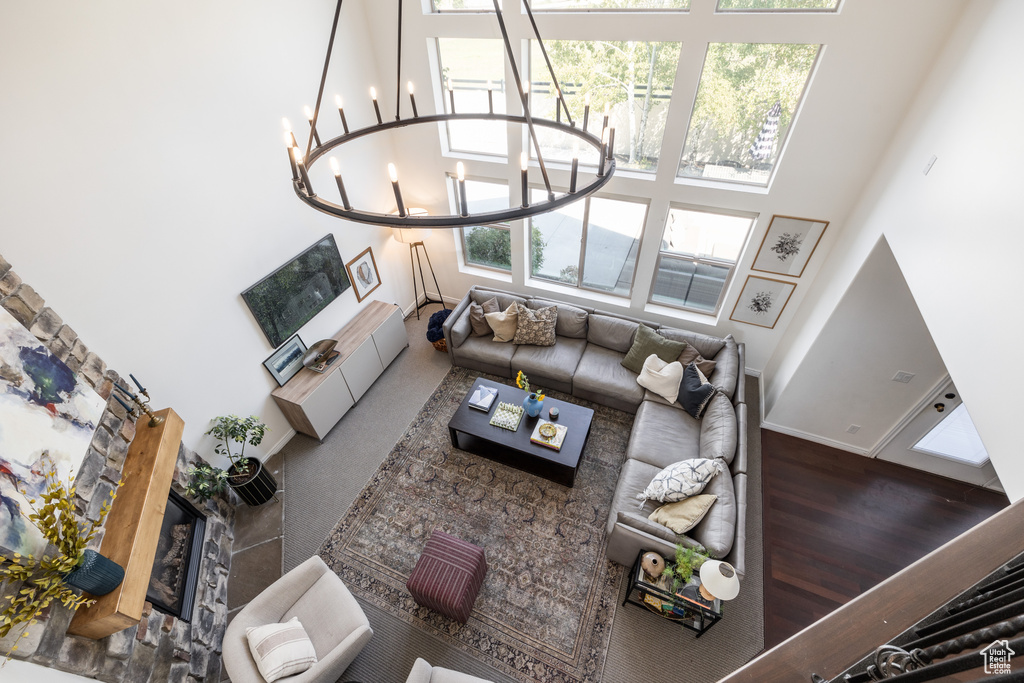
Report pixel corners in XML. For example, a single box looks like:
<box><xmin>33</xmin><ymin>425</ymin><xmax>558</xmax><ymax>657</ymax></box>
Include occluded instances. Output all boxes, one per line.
<box><xmin>246</xmin><ymin>617</ymin><xmax>317</xmax><ymax>683</ymax></box>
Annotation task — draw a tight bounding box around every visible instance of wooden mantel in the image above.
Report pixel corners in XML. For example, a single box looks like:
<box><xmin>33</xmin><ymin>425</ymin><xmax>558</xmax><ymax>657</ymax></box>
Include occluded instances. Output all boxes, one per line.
<box><xmin>67</xmin><ymin>407</ymin><xmax>184</xmax><ymax>640</ymax></box>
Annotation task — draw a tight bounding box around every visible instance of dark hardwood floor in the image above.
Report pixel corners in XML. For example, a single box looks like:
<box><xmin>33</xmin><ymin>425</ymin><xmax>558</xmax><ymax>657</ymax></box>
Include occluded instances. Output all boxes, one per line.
<box><xmin>761</xmin><ymin>429</ymin><xmax>1009</xmax><ymax>648</ymax></box>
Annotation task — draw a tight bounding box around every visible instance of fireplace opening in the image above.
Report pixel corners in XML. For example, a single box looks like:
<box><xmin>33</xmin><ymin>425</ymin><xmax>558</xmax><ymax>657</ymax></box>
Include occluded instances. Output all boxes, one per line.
<box><xmin>147</xmin><ymin>488</ymin><xmax>206</xmax><ymax>622</ymax></box>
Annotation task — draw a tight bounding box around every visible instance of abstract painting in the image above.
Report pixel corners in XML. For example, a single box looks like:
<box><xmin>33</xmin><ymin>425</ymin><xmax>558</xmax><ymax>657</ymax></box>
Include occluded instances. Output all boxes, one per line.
<box><xmin>729</xmin><ymin>275</ymin><xmax>796</xmax><ymax>329</ymax></box>
<box><xmin>0</xmin><ymin>307</ymin><xmax>105</xmax><ymax>557</ymax></box>
<box><xmin>345</xmin><ymin>247</ymin><xmax>381</xmax><ymax>303</ymax></box>
<box><xmin>751</xmin><ymin>215</ymin><xmax>829</xmax><ymax>278</ymax></box>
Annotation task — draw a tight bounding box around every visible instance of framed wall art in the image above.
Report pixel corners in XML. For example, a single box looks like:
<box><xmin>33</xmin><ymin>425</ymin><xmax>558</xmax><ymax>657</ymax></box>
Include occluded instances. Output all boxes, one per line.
<box><xmin>729</xmin><ymin>275</ymin><xmax>796</xmax><ymax>329</ymax></box>
<box><xmin>346</xmin><ymin>247</ymin><xmax>382</xmax><ymax>302</ymax></box>
<box><xmin>242</xmin><ymin>234</ymin><xmax>352</xmax><ymax>348</ymax></box>
<box><xmin>0</xmin><ymin>307</ymin><xmax>105</xmax><ymax>557</ymax></box>
<box><xmin>262</xmin><ymin>334</ymin><xmax>307</xmax><ymax>387</ymax></box>
<box><xmin>750</xmin><ymin>215</ymin><xmax>829</xmax><ymax>278</ymax></box>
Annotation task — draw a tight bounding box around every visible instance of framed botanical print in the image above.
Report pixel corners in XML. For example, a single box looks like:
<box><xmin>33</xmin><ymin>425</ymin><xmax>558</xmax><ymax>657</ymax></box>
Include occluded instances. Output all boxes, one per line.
<box><xmin>750</xmin><ymin>215</ymin><xmax>828</xmax><ymax>278</ymax></box>
<box><xmin>345</xmin><ymin>247</ymin><xmax>382</xmax><ymax>302</ymax></box>
<box><xmin>729</xmin><ymin>275</ymin><xmax>796</xmax><ymax>329</ymax></box>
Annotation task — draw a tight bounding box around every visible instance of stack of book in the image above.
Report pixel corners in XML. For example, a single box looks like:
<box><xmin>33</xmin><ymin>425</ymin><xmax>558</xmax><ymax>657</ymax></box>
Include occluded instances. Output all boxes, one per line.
<box><xmin>530</xmin><ymin>420</ymin><xmax>568</xmax><ymax>451</ymax></box>
<box><xmin>468</xmin><ymin>385</ymin><xmax>498</xmax><ymax>412</ymax></box>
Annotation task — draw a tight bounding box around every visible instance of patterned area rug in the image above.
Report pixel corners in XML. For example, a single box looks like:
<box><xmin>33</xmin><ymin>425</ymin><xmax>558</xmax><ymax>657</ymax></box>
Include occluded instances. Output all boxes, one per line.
<box><xmin>319</xmin><ymin>368</ymin><xmax>632</xmax><ymax>683</ymax></box>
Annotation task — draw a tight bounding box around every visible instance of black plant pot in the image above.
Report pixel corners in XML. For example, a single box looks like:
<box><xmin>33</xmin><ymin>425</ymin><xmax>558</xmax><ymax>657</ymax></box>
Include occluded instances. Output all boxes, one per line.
<box><xmin>228</xmin><ymin>457</ymin><xmax>278</xmax><ymax>507</ymax></box>
<box><xmin>65</xmin><ymin>549</ymin><xmax>125</xmax><ymax>596</ymax></box>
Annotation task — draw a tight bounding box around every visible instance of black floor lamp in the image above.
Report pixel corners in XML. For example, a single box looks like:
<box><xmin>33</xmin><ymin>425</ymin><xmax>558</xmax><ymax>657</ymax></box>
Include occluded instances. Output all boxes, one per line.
<box><xmin>393</xmin><ymin>227</ymin><xmax>445</xmax><ymax>320</ymax></box>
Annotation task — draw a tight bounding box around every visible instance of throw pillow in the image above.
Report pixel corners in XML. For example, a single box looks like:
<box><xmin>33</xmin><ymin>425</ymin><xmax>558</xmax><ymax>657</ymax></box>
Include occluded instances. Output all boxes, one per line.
<box><xmin>484</xmin><ymin>303</ymin><xmax>519</xmax><ymax>343</ymax></box>
<box><xmin>679</xmin><ymin>362</ymin><xmax>716</xmax><ymax>419</ymax></box>
<box><xmin>677</xmin><ymin>342</ymin><xmax>717</xmax><ymax>377</ymax></box>
<box><xmin>636</xmin><ymin>458</ymin><xmax>725</xmax><ymax>504</ymax></box>
<box><xmin>621</xmin><ymin>324</ymin><xmax>688</xmax><ymax>374</ymax></box>
<box><xmin>636</xmin><ymin>354</ymin><xmax>684</xmax><ymax>404</ymax></box>
<box><xmin>468</xmin><ymin>297</ymin><xmax>499</xmax><ymax>337</ymax></box>
<box><xmin>246</xmin><ymin>617</ymin><xmax>318</xmax><ymax>683</ymax></box>
<box><xmin>512</xmin><ymin>302</ymin><xmax>557</xmax><ymax>346</ymax></box>
<box><xmin>649</xmin><ymin>494</ymin><xmax>718</xmax><ymax>534</ymax></box>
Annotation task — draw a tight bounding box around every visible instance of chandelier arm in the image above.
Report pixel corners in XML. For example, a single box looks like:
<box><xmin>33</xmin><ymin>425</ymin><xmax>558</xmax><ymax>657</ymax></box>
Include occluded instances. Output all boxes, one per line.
<box><xmin>491</xmin><ymin>0</ymin><xmax>554</xmax><ymax>201</ymax></box>
<box><xmin>522</xmin><ymin>0</ymin><xmax>574</xmax><ymax>127</ymax></box>
<box><xmin>396</xmin><ymin>0</ymin><xmax>403</xmax><ymax>121</ymax></box>
<box><xmin>306</xmin><ymin>0</ymin><xmax>346</xmax><ymax>163</ymax></box>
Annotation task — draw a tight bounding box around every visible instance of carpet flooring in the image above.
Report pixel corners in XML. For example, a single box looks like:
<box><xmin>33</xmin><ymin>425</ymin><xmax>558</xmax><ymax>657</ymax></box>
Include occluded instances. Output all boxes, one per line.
<box><xmin>280</xmin><ymin>305</ymin><xmax>764</xmax><ymax>682</ymax></box>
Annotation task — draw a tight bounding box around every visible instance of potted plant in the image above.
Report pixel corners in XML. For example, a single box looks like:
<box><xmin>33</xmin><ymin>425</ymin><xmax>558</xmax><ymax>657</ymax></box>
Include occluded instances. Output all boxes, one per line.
<box><xmin>515</xmin><ymin>371</ymin><xmax>546</xmax><ymax>418</ymax></box>
<box><xmin>206</xmin><ymin>415</ymin><xmax>277</xmax><ymax>507</ymax></box>
<box><xmin>661</xmin><ymin>544</ymin><xmax>711</xmax><ymax>592</ymax></box>
<box><xmin>183</xmin><ymin>462</ymin><xmax>230</xmax><ymax>503</ymax></box>
<box><xmin>0</xmin><ymin>458</ymin><xmax>124</xmax><ymax>657</ymax></box>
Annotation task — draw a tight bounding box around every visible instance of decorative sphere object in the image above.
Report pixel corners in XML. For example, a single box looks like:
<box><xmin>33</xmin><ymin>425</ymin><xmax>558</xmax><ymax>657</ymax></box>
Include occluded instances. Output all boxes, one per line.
<box><xmin>641</xmin><ymin>552</ymin><xmax>665</xmax><ymax>578</ymax></box>
<box><xmin>548</xmin><ymin>406</ymin><xmax>559</xmax><ymax>419</ymax></box>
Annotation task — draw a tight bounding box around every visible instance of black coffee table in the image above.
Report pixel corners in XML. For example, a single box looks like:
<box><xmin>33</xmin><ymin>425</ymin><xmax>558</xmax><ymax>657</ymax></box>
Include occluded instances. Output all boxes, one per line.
<box><xmin>447</xmin><ymin>377</ymin><xmax>594</xmax><ymax>487</ymax></box>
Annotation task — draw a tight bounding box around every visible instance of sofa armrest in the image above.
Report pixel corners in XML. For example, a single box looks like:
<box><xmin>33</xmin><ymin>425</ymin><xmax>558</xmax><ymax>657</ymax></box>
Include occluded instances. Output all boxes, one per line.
<box><xmin>443</xmin><ymin>294</ymin><xmax>474</xmax><ymax>361</ymax></box>
<box><xmin>732</xmin><ymin>403</ymin><xmax>748</xmax><ymax>476</ymax></box>
<box><xmin>725</xmin><ymin>473</ymin><xmax>747</xmax><ymax>580</ymax></box>
<box><xmin>606</xmin><ymin>521</ymin><xmax>705</xmax><ymax>567</ymax></box>
<box><xmin>734</xmin><ymin>341</ymin><xmax>746</xmax><ymax>406</ymax></box>
<box><xmin>292</xmin><ymin>624</ymin><xmax>373</xmax><ymax>683</ymax></box>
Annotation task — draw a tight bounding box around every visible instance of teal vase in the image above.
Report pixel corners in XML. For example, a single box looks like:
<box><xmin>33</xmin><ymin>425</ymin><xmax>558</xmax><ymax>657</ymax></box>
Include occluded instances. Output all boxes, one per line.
<box><xmin>65</xmin><ymin>549</ymin><xmax>124</xmax><ymax>596</ymax></box>
<box><xmin>523</xmin><ymin>393</ymin><xmax>543</xmax><ymax>418</ymax></box>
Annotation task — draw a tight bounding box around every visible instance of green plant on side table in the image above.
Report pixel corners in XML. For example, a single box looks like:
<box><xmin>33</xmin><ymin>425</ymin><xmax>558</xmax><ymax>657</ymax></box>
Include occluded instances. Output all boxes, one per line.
<box><xmin>186</xmin><ymin>415</ymin><xmax>277</xmax><ymax>507</ymax></box>
<box><xmin>0</xmin><ymin>458</ymin><xmax>124</xmax><ymax>658</ymax></box>
<box><xmin>662</xmin><ymin>544</ymin><xmax>711</xmax><ymax>593</ymax></box>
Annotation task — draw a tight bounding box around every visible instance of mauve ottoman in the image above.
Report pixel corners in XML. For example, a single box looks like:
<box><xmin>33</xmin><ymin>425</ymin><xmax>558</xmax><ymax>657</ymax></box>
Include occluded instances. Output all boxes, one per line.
<box><xmin>406</xmin><ymin>530</ymin><xmax>487</xmax><ymax>623</ymax></box>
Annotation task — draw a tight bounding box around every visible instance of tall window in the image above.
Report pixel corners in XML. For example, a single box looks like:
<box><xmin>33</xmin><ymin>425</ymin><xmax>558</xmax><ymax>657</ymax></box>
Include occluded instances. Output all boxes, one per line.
<box><xmin>432</xmin><ymin>0</ymin><xmax>500</xmax><ymax>12</ymax></box>
<box><xmin>530</xmin><ymin>40</ymin><xmax>680</xmax><ymax>173</ymax></box>
<box><xmin>678</xmin><ymin>43</ymin><xmax>819</xmax><ymax>186</ymax></box>
<box><xmin>650</xmin><ymin>207</ymin><xmax>754</xmax><ymax>313</ymax></box>
<box><xmin>530</xmin><ymin>193</ymin><xmax>647</xmax><ymax>296</ymax></box>
<box><xmin>437</xmin><ymin>39</ymin><xmax>507</xmax><ymax>157</ymax></box>
<box><xmin>450</xmin><ymin>178</ymin><xmax>513</xmax><ymax>271</ymax></box>
<box><xmin>533</xmin><ymin>0</ymin><xmax>689</xmax><ymax>9</ymax></box>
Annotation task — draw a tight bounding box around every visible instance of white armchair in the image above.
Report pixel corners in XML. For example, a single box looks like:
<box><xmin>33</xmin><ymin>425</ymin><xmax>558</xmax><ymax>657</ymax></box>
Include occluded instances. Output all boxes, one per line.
<box><xmin>405</xmin><ymin>658</ymin><xmax>495</xmax><ymax>683</ymax></box>
<box><xmin>222</xmin><ymin>556</ymin><xmax>372</xmax><ymax>683</ymax></box>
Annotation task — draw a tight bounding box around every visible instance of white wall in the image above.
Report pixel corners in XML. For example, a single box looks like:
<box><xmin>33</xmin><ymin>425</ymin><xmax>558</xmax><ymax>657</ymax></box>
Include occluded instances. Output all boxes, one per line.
<box><xmin>764</xmin><ymin>0</ymin><xmax>1024</xmax><ymax>501</ymax></box>
<box><xmin>361</xmin><ymin>0</ymin><xmax>966</xmax><ymax>371</ymax></box>
<box><xmin>0</xmin><ymin>0</ymin><xmax>414</xmax><ymax>464</ymax></box>
<box><xmin>764</xmin><ymin>237</ymin><xmax>947</xmax><ymax>454</ymax></box>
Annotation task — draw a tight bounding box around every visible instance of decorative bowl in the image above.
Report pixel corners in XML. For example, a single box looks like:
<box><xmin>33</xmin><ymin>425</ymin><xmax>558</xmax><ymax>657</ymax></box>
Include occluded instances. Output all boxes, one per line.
<box><xmin>539</xmin><ymin>423</ymin><xmax>557</xmax><ymax>438</ymax></box>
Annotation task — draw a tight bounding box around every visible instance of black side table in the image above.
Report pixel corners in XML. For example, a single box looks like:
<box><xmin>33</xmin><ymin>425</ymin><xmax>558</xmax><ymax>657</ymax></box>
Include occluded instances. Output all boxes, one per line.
<box><xmin>622</xmin><ymin>550</ymin><xmax>723</xmax><ymax>638</ymax></box>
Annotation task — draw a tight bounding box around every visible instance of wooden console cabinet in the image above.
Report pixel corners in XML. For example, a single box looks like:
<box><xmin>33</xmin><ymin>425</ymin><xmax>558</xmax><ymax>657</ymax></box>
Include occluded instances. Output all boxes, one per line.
<box><xmin>271</xmin><ymin>301</ymin><xmax>408</xmax><ymax>440</ymax></box>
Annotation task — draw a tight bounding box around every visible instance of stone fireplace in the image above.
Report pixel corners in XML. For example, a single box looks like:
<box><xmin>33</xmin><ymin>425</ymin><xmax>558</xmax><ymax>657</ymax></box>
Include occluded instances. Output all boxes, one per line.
<box><xmin>147</xmin><ymin>489</ymin><xmax>207</xmax><ymax>623</ymax></box>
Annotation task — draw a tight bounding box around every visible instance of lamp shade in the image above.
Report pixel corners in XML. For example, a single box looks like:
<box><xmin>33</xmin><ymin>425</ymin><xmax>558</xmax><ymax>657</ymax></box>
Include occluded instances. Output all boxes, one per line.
<box><xmin>699</xmin><ymin>560</ymin><xmax>740</xmax><ymax>601</ymax></box>
<box><xmin>391</xmin><ymin>209</ymin><xmax>430</xmax><ymax>244</ymax></box>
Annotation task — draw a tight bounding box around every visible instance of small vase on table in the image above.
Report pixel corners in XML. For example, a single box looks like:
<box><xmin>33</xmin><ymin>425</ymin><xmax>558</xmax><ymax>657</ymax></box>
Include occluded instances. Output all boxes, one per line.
<box><xmin>523</xmin><ymin>392</ymin><xmax>544</xmax><ymax>418</ymax></box>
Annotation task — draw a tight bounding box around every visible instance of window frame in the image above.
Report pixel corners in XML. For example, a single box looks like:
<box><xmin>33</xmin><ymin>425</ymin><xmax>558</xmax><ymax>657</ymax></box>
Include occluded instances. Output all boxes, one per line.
<box><xmin>528</xmin><ymin>189</ymin><xmax>649</xmax><ymax>299</ymax></box>
<box><xmin>446</xmin><ymin>174</ymin><xmax>515</xmax><ymax>273</ymax></box>
<box><xmin>646</xmin><ymin>204</ymin><xmax>757</xmax><ymax>316</ymax></box>
<box><xmin>435</xmin><ymin>37</ymin><xmax>510</xmax><ymax>160</ymax></box>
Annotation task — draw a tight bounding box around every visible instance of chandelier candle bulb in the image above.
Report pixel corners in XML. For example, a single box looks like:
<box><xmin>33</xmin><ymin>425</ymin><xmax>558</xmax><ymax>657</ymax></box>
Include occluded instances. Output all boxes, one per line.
<box><xmin>570</xmin><ymin>140</ymin><xmax>579</xmax><ymax>193</ymax></box>
<box><xmin>407</xmin><ymin>81</ymin><xmax>418</xmax><ymax>117</ymax></box>
<box><xmin>371</xmin><ymin>87</ymin><xmax>383</xmax><ymax>124</ymax></box>
<box><xmin>457</xmin><ymin>162</ymin><xmax>468</xmax><ymax>217</ymax></box>
<box><xmin>448</xmin><ymin>80</ymin><xmax>455</xmax><ymax>114</ymax></box>
<box><xmin>335</xmin><ymin>95</ymin><xmax>349</xmax><ymax>135</ymax></box>
<box><xmin>607</xmin><ymin>126</ymin><xmax>615</xmax><ymax>160</ymax></box>
<box><xmin>282</xmin><ymin>117</ymin><xmax>299</xmax><ymax>148</ymax></box>
<box><xmin>388</xmin><ymin>163</ymin><xmax>406</xmax><ymax>217</ymax></box>
<box><xmin>598</xmin><ymin>128</ymin><xmax>609</xmax><ymax>177</ymax></box>
<box><xmin>556</xmin><ymin>88</ymin><xmax>562</xmax><ymax>123</ymax></box>
<box><xmin>329</xmin><ymin>156</ymin><xmax>351</xmax><ymax>211</ymax></box>
<box><xmin>294</xmin><ymin>147</ymin><xmax>315</xmax><ymax>196</ymax></box>
<box><xmin>521</xmin><ymin>152</ymin><xmax>529</xmax><ymax>208</ymax></box>
<box><xmin>304</xmin><ymin>105</ymin><xmax>322</xmax><ymax>147</ymax></box>
<box><xmin>602</xmin><ymin>102</ymin><xmax>610</xmax><ymax>134</ymax></box>
<box><xmin>583</xmin><ymin>93</ymin><xmax>591</xmax><ymax>132</ymax></box>
<box><xmin>487</xmin><ymin>80</ymin><xmax>494</xmax><ymax>114</ymax></box>
<box><xmin>285</xmin><ymin>134</ymin><xmax>299</xmax><ymax>181</ymax></box>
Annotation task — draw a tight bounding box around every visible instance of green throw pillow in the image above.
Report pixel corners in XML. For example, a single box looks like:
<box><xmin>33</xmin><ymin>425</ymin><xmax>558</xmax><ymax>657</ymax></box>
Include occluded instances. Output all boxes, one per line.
<box><xmin>621</xmin><ymin>324</ymin><xmax>688</xmax><ymax>374</ymax></box>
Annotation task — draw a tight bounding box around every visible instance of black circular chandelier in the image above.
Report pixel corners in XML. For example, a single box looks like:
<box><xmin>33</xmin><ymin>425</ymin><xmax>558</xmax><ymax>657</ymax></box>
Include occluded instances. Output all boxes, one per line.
<box><xmin>283</xmin><ymin>0</ymin><xmax>616</xmax><ymax>229</ymax></box>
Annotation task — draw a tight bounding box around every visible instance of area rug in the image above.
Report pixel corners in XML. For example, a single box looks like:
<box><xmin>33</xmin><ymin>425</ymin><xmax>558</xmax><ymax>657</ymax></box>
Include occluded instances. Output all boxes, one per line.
<box><xmin>319</xmin><ymin>367</ymin><xmax>632</xmax><ymax>683</ymax></box>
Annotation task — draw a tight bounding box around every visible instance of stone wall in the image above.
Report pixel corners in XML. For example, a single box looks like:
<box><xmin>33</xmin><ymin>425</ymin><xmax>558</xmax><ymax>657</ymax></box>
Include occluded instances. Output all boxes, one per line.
<box><xmin>0</xmin><ymin>253</ymin><xmax>235</xmax><ymax>683</ymax></box>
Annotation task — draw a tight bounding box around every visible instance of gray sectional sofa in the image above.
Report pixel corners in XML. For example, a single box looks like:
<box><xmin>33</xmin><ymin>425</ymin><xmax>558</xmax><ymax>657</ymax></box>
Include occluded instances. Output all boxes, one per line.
<box><xmin>442</xmin><ymin>286</ymin><xmax>748</xmax><ymax>578</ymax></box>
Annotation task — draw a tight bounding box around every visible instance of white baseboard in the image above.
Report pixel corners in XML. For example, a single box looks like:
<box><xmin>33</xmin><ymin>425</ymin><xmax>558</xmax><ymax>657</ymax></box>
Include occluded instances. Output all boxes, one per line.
<box><xmin>263</xmin><ymin>427</ymin><xmax>297</xmax><ymax>461</ymax></box>
<box><xmin>760</xmin><ymin>420</ymin><xmax>871</xmax><ymax>456</ymax></box>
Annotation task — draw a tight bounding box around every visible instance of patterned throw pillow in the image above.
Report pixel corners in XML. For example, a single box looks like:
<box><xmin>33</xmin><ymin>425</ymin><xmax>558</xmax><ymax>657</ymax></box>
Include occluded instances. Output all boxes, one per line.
<box><xmin>512</xmin><ymin>302</ymin><xmax>557</xmax><ymax>346</ymax></box>
<box><xmin>246</xmin><ymin>617</ymin><xmax>317</xmax><ymax>683</ymax></box>
<box><xmin>636</xmin><ymin>458</ymin><xmax>725</xmax><ymax>504</ymax></box>
<box><xmin>468</xmin><ymin>297</ymin><xmax>499</xmax><ymax>337</ymax></box>
<box><xmin>679</xmin><ymin>362</ymin><xmax>716</xmax><ymax>419</ymax></box>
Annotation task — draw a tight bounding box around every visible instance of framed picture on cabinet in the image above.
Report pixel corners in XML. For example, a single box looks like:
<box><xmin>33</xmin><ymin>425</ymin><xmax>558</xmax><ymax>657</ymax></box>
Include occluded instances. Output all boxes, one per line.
<box><xmin>750</xmin><ymin>215</ymin><xmax>828</xmax><ymax>278</ymax></box>
<box><xmin>729</xmin><ymin>275</ymin><xmax>796</xmax><ymax>329</ymax></box>
<box><xmin>346</xmin><ymin>247</ymin><xmax>382</xmax><ymax>302</ymax></box>
<box><xmin>262</xmin><ymin>334</ymin><xmax>307</xmax><ymax>386</ymax></box>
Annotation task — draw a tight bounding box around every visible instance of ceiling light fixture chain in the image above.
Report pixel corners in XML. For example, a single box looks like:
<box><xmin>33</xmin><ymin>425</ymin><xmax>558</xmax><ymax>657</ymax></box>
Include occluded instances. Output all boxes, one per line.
<box><xmin>283</xmin><ymin>0</ymin><xmax>615</xmax><ymax>229</ymax></box>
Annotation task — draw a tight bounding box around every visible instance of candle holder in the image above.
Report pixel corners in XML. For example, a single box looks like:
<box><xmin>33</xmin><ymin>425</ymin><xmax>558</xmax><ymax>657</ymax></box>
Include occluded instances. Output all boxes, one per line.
<box><xmin>113</xmin><ymin>378</ymin><xmax>165</xmax><ymax>428</ymax></box>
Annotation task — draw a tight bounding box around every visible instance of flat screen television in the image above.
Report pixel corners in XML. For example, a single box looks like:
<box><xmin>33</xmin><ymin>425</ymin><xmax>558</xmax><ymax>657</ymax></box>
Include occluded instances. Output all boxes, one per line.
<box><xmin>242</xmin><ymin>234</ymin><xmax>352</xmax><ymax>348</ymax></box>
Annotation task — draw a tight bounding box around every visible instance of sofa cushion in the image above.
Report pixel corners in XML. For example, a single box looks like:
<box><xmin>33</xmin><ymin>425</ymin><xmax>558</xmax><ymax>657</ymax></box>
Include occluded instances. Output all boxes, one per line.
<box><xmin>658</xmin><ymin>327</ymin><xmax>727</xmax><ymax>360</ymax></box>
<box><xmin>573</xmin><ymin>343</ymin><xmax>645</xmax><ymax>409</ymax></box>
<box><xmin>513</xmin><ymin>337</ymin><xmax>587</xmax><ymax>388</ymax></box>
<box><xmin>512</xmin><ymin>302</ymin><xmax>557</xmax><ymax>346</ymax></box>
<box><xmin>621</xmin><ymin>324</ymin><xmax>688</xmax><ymax>374</ymax></box>
<box><xmin>529</xmin><ymin>298</ymin><xmax>589</xmax><ymax>339</ymax></box>
<box><xmin>470</xmin><ymin>289</ymin><xmax>527</xmax><ymax>311</ymax></box>
<box><xmin>679</xmin><ymin>363</ymin><xmax>716</xmax><ymax>419</ymax></box>
<box><xmin>677</xmin><ymin>343</ymin><xmax>717</xmax><ymax>377</ymax></box>
<box><xmin>469</xmin><ymin>297</ymin><xmax>499</xmax><ymax>337</ymax></box>
<box><xmin>699</xmin><ymin>393</ymin><xmax>737</xmax><ymax>465</ymax></box>
<box><xmin>626</xmin><ymin>400</ymin><xmax>701</xmax><ymax>470</ymax></box>
<box><xmin>649</xmin><ymin>494</ymin><xmax>718</xmax><ymax>534</ymax></box>
<box><xmin>636</xmin><ymin>354</ymin><xmax>684</xmax><ymax>404</ymax></box>
<box><xmin>453</xmin><ymin>336</ymin><xmax>517</xmax><ymax>372</ymax></box>
<box><xmin>587</xmin><ymin>314</ymin><xmax>639</xmax><ymax>354</ymax></box>
<box><xmin>484</xmin><ymin>303</ymin><xmax>519</xmax><ymax>342</ymax></box>
<box><xmin>689</xmin><ymin>465</ymin><xmax>737</xmax><ymax>559</ymax></box>
<box><xmin>637</xmin><ymin>457</ymin><xmax>726</xmax><ymax>504</ymax></box>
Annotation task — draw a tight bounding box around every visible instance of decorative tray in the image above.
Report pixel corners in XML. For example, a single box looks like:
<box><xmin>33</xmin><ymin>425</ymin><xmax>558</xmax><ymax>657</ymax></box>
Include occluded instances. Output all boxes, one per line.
<box><xmin>489</xmin><ymin>402</ymin><xmax>524</xmax><ymax>431</ymax></box>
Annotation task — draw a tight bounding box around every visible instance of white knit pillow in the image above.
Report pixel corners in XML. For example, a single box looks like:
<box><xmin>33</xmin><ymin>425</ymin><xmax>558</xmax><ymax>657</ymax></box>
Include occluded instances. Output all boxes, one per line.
<box><xmin>636</xmin><ymin>354</ymin><xmax>684</xmax><ymax>404</ymax></box>
<box><xmin>637</xmin><ymin>458</ymin><xmax>725</xmax><ymax>504</ymax></box>
<box><xmin>246</xmin><ymin>617</ymin><xmax>317</xmax><ymax>683</ymax></box>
